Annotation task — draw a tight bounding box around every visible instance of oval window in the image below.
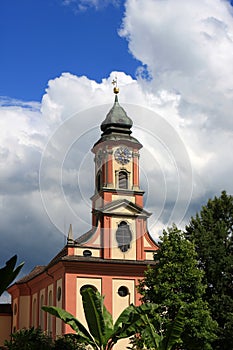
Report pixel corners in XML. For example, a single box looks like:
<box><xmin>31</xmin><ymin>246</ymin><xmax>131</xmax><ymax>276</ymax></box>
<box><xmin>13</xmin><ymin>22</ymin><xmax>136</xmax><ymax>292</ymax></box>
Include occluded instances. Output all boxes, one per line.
<box><xmin>57</xmin><ymin>286</ymin><xmax>62</xmax><ymax>302</ymax></box>
<box><xmin>83</xmin><ymin>250</ymin><xmax>92</xmax><ymax>257</ymax></box>
<box><xmin>116</xmin><ymin>221</ymin><xmax>132</xmax><ymax>252</ymax></box>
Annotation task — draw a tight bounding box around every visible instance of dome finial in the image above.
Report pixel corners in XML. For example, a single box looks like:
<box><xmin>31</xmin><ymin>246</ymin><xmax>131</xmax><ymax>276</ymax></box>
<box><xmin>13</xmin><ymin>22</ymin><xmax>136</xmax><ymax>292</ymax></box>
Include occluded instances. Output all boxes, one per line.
<box><xmin>112</xmin><ymin>76</ymin><xmax>119</xmax><ymax>95</ymax></box>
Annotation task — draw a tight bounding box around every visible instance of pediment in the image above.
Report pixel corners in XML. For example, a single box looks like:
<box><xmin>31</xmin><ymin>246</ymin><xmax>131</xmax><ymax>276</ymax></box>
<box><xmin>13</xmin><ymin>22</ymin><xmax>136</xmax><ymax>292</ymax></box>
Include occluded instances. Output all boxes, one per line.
<box><xmin>95</xmin><ymin>199</ymin><xmax>151</xmax><ymax>218</ymax></box>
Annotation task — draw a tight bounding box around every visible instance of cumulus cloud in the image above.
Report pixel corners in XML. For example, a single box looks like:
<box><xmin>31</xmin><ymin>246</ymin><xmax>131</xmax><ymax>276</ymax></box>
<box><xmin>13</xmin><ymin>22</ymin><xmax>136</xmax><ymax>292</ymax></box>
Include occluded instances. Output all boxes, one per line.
<box><xmin>120</xmin><ymin>0</ymin><xmax>233</xmax><ymax>197</ymax></box>
<box><xmin>1</xmin><ymin>0</ymin><xmax>233</xmax><ymax>302</ymax></box>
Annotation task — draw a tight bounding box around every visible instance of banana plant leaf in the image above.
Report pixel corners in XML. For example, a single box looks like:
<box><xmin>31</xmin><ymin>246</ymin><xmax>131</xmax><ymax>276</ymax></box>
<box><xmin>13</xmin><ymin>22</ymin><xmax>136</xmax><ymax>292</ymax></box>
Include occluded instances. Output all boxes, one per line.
<box><xmin>141</xmin><ymin>314</ymin><xmax>161</xmax><ymax>349</ymax></box>
<box><xmin>162</xmin><ymin>308</ymin><xmax>185</xmax><ymax>350</ymax></box>
<box><xmin>81</xmin><ymin>287</ymin><xmax>113</xmax><ymax>348</ymax></box>
<box><xmin>140</xmin><ymin>307</ymin><xmax>185</xmax><ymax>350</ymax></box>
<box><xmin>0</xmin><ymin>255</ymin><xmax>24</xmax><ymax>296</ymax></box>
<box><xmin>111</xmin><ymin>303</ymin><xmax>151</xmax><ymax>342</ymax></box>
<box><xmin>42</xmin><ymin>306</ymin><xmax>97</xmax><ymax>349</ymax></box>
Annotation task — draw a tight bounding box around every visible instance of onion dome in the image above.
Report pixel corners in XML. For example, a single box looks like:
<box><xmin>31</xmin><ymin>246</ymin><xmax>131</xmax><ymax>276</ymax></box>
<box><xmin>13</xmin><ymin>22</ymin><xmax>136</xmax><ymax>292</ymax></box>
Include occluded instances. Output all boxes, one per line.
<box><xmin>93</xmin><ymin>88</ymin><xmax>141</xmax><ymax>148</ymax></box>
<box><xmin>101</xmin><ymin>94</ymin><xmax>133</xmax><ymax>136</ymax></box>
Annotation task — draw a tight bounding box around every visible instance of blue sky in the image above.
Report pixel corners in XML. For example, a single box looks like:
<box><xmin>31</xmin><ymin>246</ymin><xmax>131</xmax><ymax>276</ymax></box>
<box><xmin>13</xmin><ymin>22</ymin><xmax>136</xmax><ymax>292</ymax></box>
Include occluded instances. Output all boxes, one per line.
<box><xmin>1</xmin><ymin>0</ymin><xmax>233</xmax><ymax>300</ymax></box>
<box><xmin>1</xmin><ymin>0</ymin><xmax>139</xmax><ymax>101</ymax></box>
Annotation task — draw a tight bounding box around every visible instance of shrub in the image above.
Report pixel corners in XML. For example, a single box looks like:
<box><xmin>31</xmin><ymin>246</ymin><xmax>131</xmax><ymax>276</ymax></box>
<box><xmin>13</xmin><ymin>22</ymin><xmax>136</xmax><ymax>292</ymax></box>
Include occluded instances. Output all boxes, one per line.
<box><xmin>4</xmin><ymin>327</ymin><xmax>53</xmax><ymax>350</ymax></box>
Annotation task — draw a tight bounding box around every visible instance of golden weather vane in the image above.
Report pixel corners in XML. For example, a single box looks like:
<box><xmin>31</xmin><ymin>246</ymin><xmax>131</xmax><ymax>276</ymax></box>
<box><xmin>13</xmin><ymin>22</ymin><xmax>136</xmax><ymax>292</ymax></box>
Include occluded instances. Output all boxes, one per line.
<box><xmin>112</xmin><ymin>76</ymin><xmax>119</xmax><ymax>94</ymax></box>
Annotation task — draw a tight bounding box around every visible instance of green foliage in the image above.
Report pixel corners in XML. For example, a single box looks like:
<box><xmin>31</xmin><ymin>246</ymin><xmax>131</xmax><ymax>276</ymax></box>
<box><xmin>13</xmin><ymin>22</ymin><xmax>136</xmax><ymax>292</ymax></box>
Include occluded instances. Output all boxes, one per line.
<box><xmin>42</xmin><ymin>305</ymin><xmax>96</xmax><ymax>348</ymax></box>
<box><xmin>4</xmin><ymin>328</ymin><xmax>86</xmax><ymax>350</ymax></box>
<box><xmin>185</xmin><ymin>190</ymin><xmax>233</xmax><ymax>350</ymax></box>
<box><xmin>4</xmin><ymin>327</ymin><xmax>53</xmax><ymax>350</ymax></box>
<box><xmin>130</xmin><ymin>305</ymin><xmax>185</xmax><ymax>350</ymax></box>
<box><xmin>0</xmin><ymin>255</ymin><xmax>24</xmax><ymax>296</ymax></box>
<box><xmin>43</xmin><ymin>287</ymin><xmax>142</xmax><ymax>350</ymax></box>
<box><xmin>54</xmin><ymin>334</ymin><xmax>86</xmax><ymax>350</ymax></box>
<box><xmin>138</xmin><ymin>225</ymin><xmax>217</xmax><ymax>350</ymax></box>
<box><xmin>43</xmin><ymin>287</ymin><xmax>184</xmax><ymax>350</ymax></box>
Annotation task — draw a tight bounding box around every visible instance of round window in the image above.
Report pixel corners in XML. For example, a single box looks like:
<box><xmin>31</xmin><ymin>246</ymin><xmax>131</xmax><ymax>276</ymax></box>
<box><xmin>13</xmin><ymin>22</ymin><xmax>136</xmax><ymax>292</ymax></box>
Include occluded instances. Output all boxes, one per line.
<box><xmin>57</xmin><ymin>286</ymin><xmax>62</xmax><ymax>302</ymax></box>
<box><xmin>118</xmin><ymin>286</ymin><xmax>129</xmax><ymax>297</ymax></box>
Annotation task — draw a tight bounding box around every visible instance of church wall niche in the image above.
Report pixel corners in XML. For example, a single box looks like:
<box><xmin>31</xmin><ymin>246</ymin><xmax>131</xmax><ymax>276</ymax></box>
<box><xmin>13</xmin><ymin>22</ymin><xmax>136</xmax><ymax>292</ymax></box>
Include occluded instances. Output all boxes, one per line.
<box><xmin>39</xmin><ymin>290</ymin><xmax>45</xmax><ymax>331</ymax></box>
<box><xmin>76</xmin><ymin>277</ymin><xmax>101</xmax><ymax>326</ymax></box>
<box><xmin>112</xmin><ymin>279</ymin><xmax>135</xmax><ymax>321</ymax></box>
<box><xmin>12</xmin><ymin>298</ymin><xmax>18</xmax><ymax>333</ymax></box>
<box><xmin>56</xmin><ymin>279</ymin><xmax>62</xmax><ymax>336</ymax></box>
<box><xmin>32</xmin><ymin>293</ymin><xmax>37</xmax><ymax>328</ymax></box>
<box><xmin>47</xmin><ymin>284</ymin><xmax>53</xmax><ymax>335</ymax></box>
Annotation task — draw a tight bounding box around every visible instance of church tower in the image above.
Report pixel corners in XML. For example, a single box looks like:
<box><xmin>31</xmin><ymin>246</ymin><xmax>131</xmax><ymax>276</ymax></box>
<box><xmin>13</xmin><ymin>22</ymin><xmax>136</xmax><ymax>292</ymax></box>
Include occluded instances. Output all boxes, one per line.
<box><xmin>76</xmin><ymin>87</ymin><xmax>157</xmax><ymax>262</ymax></box>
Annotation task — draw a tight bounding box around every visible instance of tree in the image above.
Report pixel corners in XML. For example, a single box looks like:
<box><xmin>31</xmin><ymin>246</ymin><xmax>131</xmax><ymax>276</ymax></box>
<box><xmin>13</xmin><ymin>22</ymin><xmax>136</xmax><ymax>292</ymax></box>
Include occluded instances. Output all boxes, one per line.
<box><xmin>0</xmin><ymin>255</ymin><xmax>24</xmax><ymax>297</ymax></box>
<box><xmin>185</xmin><ymin>190</ymin><xmax>233</xmax><ymax>350</ymax></box>
<box><xmin>138</xmin><ymin>225</ymin><xmax>217</xmax><ymax>350</ymax></box>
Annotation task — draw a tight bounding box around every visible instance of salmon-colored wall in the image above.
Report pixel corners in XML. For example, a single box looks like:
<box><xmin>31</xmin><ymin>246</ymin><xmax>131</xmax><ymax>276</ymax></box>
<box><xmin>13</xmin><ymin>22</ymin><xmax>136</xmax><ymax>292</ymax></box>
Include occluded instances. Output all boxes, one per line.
<box><xmin>64</xmin><ymin>273</ymin><xmax>76</xmax><ymax>334</ymax></box>
<box><xmin>19</xmin><ymin>295</ymin><xmax>30</xmax><ymax>329</ymax></box>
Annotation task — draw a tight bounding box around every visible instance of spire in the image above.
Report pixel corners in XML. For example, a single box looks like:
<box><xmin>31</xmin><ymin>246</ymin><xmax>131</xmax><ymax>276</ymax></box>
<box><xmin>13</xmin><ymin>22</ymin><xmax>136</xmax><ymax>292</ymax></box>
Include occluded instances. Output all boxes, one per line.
<box><xmin>100</xmin><ymin>87</ymin><xmax>133</xmax><ymax>136</ymax></box>
<box><xmin>92</xmin><ymin>80</ymin><xmax>141</xmax><ymax>148</ymax></box>
<box><xmin>112</xmin><ymin>76</ymin><xmax>120</xmax><ymax>95</ymax></box>
<box><xmin>67</xmin><ymin>224</ymin><xmax>74</xmax><ymax>245</ymax></box>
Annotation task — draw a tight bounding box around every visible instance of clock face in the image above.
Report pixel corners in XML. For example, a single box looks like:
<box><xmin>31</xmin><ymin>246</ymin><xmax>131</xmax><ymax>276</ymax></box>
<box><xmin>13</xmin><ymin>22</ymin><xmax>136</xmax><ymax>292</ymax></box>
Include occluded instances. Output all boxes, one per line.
<box><xmin>114</xmin><ymin>147</ymin><xmax>132</xmax><ymax>165</ymax></box>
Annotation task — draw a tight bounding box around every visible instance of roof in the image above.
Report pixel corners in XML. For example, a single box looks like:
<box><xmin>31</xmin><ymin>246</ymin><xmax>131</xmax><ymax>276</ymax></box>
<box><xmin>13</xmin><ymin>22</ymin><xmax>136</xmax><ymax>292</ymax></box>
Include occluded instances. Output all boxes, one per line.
<box><xmin>15</xmin><ymin>265</ymin><xmax>46</xmax><ymax>284</ymax></box>
<box><xmin>76</xmin><ymin>226</ymin><xmax>98</xmax><ymax>244</ymax></box>
<box><xmin>95</xmin><ymin>198</ymin><xmax>152</xmax><ymax>217</ymax></box>
<box><xmin>101</xmin><ymin>95</ymin><xmax>133</xmax><ymax>133</ymax></box>
<box><xmin>60</xmin><ymin>255</ymin><xmax>156</xmax><ymax>265</ymax></box>
<box><xmin>94</xmin><ymin>95</ymin><xmax>141</xmax><ymax>148</ymax></box>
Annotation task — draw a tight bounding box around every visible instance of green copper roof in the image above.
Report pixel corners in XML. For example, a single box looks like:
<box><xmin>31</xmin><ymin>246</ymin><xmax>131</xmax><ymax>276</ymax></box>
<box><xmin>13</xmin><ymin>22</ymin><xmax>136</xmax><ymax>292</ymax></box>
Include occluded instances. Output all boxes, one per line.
<box><xmin>101</xmin><ymin>95</ymin><xmax>133</xmax><ymax>135</ymax></box>
<box><xmin>93</xmin><ymin>94</ymin><xmax>141</xmax><ymax>148</ymax></box>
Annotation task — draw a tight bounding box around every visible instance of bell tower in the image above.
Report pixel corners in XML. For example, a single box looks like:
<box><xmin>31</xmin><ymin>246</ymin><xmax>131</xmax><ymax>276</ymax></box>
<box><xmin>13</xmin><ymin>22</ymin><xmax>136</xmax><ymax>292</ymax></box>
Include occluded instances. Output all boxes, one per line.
<box><xmin>78</xmin><ymin>87</ymin><xmax>157</xmax><ymax>261</ymax></box>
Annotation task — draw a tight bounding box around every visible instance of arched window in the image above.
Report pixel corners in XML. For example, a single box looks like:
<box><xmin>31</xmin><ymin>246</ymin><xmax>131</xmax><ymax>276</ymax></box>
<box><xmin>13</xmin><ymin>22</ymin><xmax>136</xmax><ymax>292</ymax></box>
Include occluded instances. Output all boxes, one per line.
<box><xmin>32</xmin><ymin>298</ymin><xmax>37</xmax><ymax>327</ymax></box>
<box><xmin>96</xmin><ymin>170</ymin><xmax>102</xmax><ymax>192</ymax></box>
<box><xmin>119</xmin><ymin>171</ymin><xmax>128</xmax><ymax>189</ymax></box>
<box><xmin>116</xmin><ymin>221</ymin><xmax>132</xmax><ymax>252</ymax></box>
<box><xmin>80</xmin><ymin>284</ymin><xmax>97</xmax><ymax>295</ymax></box>
<box><xmin>48</xmin><ymin>290</ymin><xmax>53</xmax><ymax>335</ymax></box>
<box><xmin>39</xmin><ymin>294</ymin><xmax>44</xmax><ymax>330</ymax></box>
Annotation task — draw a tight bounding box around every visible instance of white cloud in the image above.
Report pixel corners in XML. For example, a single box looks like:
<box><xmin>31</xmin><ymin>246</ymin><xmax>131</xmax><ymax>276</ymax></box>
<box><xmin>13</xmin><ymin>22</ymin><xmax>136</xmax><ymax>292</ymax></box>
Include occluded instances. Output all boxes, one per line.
<box><xmin>120</xmin><ymin>0</ymin><xmax>233</xmax><ymax>125</ymax></box>
<box><xmin>1</xmin><ymin>0</ymin><xmax>233</xmax><ymax>290</ymax></box>
<box><xmin>119</xmin><ymin>0</ymin><xmax>233</xmax><ymax>196</ymax></box>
